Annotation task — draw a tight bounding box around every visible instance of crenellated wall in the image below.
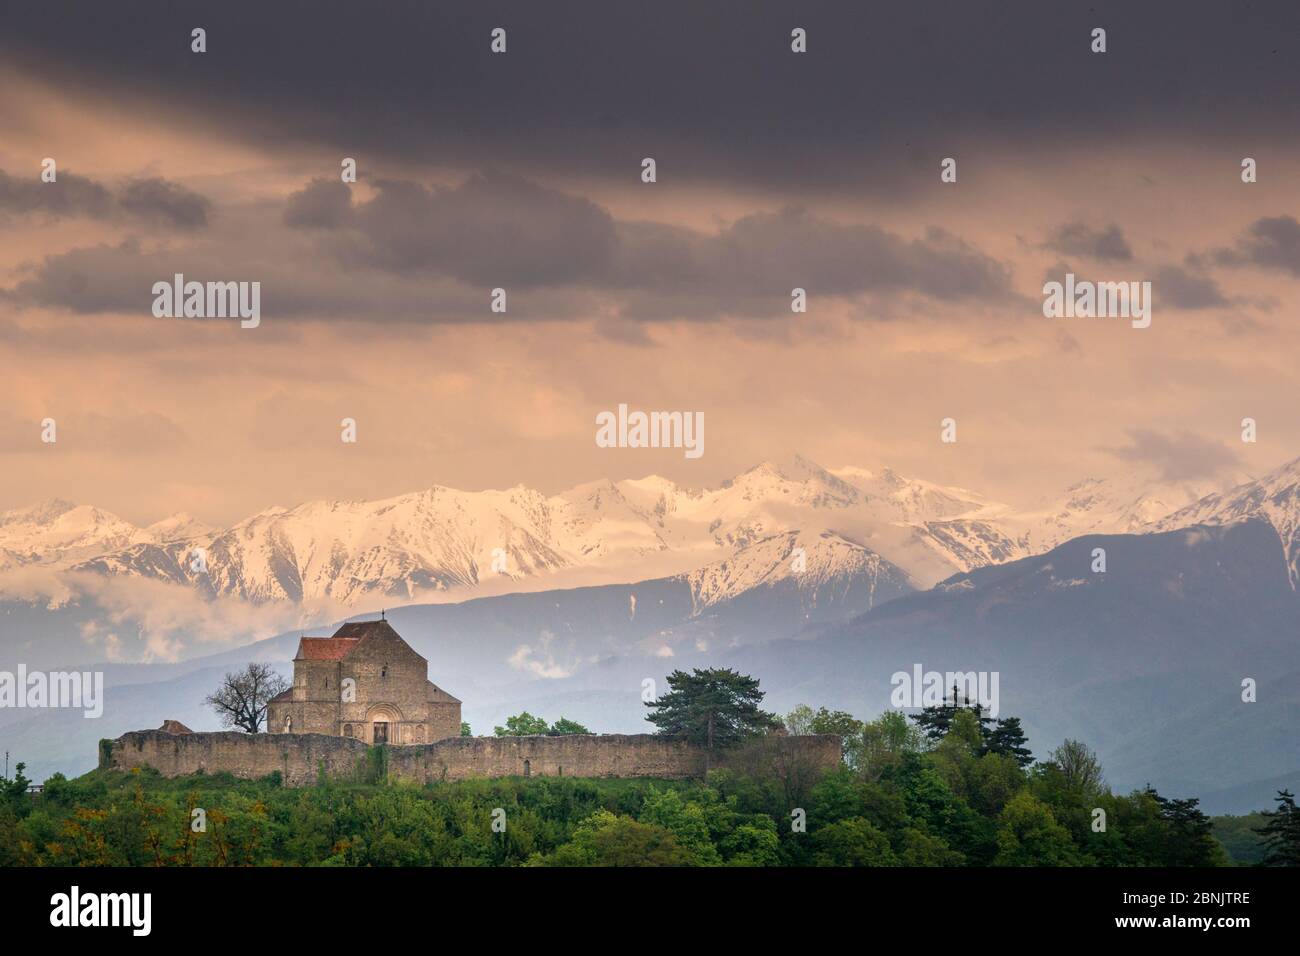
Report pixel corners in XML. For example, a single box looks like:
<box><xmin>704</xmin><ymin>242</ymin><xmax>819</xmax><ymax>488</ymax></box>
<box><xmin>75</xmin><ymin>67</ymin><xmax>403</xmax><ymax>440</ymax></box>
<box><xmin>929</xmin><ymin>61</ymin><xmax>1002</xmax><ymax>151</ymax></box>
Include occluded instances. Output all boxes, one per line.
<box><xmin>103</xmin><ymin>730</ymin><xmax>842</xmax><ymax>787</ymax></box>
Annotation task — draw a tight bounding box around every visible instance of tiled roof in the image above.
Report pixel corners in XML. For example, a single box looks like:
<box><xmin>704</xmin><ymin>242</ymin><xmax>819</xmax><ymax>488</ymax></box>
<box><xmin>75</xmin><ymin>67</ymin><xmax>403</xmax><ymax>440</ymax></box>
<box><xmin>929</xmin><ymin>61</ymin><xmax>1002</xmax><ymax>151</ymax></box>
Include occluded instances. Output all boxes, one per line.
<box><xmin>294</xmin><ymin>636</ymin><xmax>360</xmax><ymax>661</ymax></box>
<box><xmin>268</xmin><ymin>688</ymin><xmax>293</xmax><ymax>703</ymax></box>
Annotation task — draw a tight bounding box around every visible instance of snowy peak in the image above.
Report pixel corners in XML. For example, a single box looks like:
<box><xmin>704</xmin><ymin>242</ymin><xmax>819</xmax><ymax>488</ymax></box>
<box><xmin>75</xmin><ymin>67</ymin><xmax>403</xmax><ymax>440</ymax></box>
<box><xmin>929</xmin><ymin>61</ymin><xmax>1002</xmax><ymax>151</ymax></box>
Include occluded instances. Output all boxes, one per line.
<box><xmin>10</xmin><ymin>452</ymin><xmax>1300</xmax><ymax>608</ymax></box>
<box><xmin>679</xmin><ymin>528</ymin><xmax>914</xmax><ymax>614</ymax></box>
<box><xmin>144</xmin><ymin>513</ymin><xmax>215</xmax><ymax>543</ymax></box>
<box><xmin>0</xmin><ymin>499</ymin><xmax>143</xmax><ymax>564</ymax></box>
<box><xmin>1156</xmin><ymin>456</ymin><xmax>1300</xmax><ymax>587</ymax></box>
<box><xmin>830</xmin><ymin>465</ymin><xmax>990</xmax><ymax>522</ymax></box>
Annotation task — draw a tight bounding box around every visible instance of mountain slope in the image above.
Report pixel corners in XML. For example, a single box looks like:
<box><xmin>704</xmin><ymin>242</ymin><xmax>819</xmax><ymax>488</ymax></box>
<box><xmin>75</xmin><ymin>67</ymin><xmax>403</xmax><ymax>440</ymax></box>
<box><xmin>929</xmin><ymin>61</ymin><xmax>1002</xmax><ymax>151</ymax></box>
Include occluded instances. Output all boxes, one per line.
<box><xmin>712</xmin><ymin>517</ymin><xmax>1299</xmax><ymax>810</ymax></box>
<box><xmin>1157</xmin><ymin>455</ymin><xmax>1300</xmax><ymax>588</ymax></box>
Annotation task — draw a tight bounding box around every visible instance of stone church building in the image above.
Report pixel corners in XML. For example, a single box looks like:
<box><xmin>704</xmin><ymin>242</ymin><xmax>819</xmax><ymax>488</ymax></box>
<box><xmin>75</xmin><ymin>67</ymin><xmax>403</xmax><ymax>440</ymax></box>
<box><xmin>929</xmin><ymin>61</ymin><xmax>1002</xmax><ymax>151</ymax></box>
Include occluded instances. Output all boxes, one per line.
<box><xmin>267</xmin><ymin>618</ymin><xmax>461</xmax><ymax>745</ymax></box>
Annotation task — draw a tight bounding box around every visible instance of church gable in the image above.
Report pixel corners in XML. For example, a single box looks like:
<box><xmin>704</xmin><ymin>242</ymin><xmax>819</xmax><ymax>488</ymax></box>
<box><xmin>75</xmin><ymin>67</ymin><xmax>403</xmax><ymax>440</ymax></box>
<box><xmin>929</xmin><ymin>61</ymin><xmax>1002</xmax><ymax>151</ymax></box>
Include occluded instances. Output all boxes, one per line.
<box><xmin>332</xmin><ymin>620</ymin><xmax>426</xmax><ymax>667</ymax></box>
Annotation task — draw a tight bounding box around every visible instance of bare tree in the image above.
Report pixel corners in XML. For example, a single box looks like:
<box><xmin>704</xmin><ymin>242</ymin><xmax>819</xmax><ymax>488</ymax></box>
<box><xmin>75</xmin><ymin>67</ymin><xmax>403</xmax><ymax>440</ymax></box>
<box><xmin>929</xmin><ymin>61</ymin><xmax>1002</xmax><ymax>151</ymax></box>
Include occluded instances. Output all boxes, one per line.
<box><xmin>204</xmin><ymin>663</ymin><xmax>288</xmax><ymax>733</ymax></box>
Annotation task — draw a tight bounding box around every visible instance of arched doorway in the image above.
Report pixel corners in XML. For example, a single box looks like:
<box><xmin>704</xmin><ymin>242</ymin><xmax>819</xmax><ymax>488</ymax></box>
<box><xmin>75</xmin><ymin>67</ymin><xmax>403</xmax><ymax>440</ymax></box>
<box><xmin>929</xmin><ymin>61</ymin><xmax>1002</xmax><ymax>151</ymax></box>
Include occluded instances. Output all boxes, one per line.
<box><xmin>367</xmin><ymin>704</ymin><xmax>403</xmax><ymax>745</ymax></box>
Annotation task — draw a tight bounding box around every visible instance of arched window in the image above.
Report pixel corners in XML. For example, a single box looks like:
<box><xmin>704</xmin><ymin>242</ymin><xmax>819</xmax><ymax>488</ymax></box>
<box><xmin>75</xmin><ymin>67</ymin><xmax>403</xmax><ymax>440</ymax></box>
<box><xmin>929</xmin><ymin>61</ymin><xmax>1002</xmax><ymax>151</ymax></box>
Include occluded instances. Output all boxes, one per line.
<box><xmin>343</xmin><ymin>724</ymin><xmax>352</xmax><ymax>737</ymax></box>
<box><xmin>523</xmin><ymin>759</ymin><xmax>531</xmax><ymax>778</ymax></box>
<box><xmin>380</xmin><ymin>664</ymin><xmax>388</xmax><ymax>678</ymax></box>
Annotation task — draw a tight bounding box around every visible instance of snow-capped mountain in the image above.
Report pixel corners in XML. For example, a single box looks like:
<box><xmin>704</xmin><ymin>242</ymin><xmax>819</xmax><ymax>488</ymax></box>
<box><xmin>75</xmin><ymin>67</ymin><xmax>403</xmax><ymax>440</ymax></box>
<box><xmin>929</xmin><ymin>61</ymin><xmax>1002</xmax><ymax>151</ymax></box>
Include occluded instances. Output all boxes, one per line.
<box><xmin>4</xmin><ymin>455</ymin><xmax>957</xmax><ymax>607</ymax></box>
<box><xmin>679</xmin><ymin>528</ymin><xmax>912</xmax><ymax>614</ymax></box>
<box><xmin>1019</xmin><ymin>470</ymin><xmax>1252</xmax><ymax>551</ymax></box>
<box><xmin>0</xmin><ymin>499</ymin><xmax>146</xmax><ymax>569</ymax></box>
<box><xmin>1156</xmin><ymin>455</ymin><xmax>1300</xmax><ymax>587</ymax></box>
<box><xmin>0</xmin><ymin>453</ymin><xmax>1282</xmax><ymax>611</ymax></box>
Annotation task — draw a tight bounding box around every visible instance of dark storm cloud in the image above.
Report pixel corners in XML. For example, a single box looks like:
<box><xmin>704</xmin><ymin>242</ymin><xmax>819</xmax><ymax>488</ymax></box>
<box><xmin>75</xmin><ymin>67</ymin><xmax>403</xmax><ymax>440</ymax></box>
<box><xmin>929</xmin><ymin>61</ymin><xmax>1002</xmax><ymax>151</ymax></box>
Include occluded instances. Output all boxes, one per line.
<box><xmin>0</xmin><ymin>170</ymin><xmax>209</xmax><ymax>229</ymax></box>
<box><xmin>616</xmin><ymin>211</ymin><xmax>1015</xmax><ymax>321</ymax></box>
<box><xmin>349</xmin><ymin>174</ymin><xmax>618</xmax><ymax>287</ymax></box>
<box><xmin>0</xmin><ymin>170</ymin><xmax>113</xmax><ymax>219</ymax></box>
<box><xmin>283</xmin><ymin>178</ymin><xmax>352</xmax><ymax>230</ymax></box>
<box><xmin>294</xmin><ymin>176</ymin><xmax>1016</xmax><ymax>314</ymax></box>
<box><xmin>117</xmin><ymin>178</ymin><xmax>211</xmax><ymax>230</ymax></box>
<box><xmin>5</xmin><ymin>1</ymin><xmax>1300</xmax><ymax>191</ymax></box>
<box><xmin>6</xmin><ymin>173</ymin><xmax>1016</xmax><ymax>321</ymax></box>
<box><xmin>1107</xmin><ymin>429</ymin><xmax>1244</xmax><ymax>482</ymax></box>
<box><xmin>1043</xmin><ymin>222</ymin><xmax>1133</xmax><ymax>261</ymax></box>
<box><xmin>1213</xmin><ymin>216</ymin><xmax>1300</xmax><ymax>275</ymax></box>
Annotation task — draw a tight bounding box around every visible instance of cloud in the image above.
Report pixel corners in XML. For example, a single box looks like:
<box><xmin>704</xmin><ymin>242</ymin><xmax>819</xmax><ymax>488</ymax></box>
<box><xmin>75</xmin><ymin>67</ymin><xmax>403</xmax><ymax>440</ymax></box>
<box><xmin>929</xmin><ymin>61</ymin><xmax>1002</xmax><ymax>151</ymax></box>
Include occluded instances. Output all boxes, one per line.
<box><xmin>8</xmin><ymin>3</ymin><xmax>1300</xmax><ymax>192</ymax></box>
<box><xmin>0</xmin><ymin>169</ymin><xmax>209</xmax><ymax>229</ymax></box>
<box><xmin>1152</xmin><ymin>263</ymin><xmax>1227</xmax><ymax>309</ymax></box>
<box><xmin>1214</xmin><ymin>215</ymin><xmax>1300</xmax><ymax>275</ymax></box>
<box><xmin>1106</xmin><ymin>429</ymin><xmax>1244</xmax><ymax>482</ymax></box>
<box><xmin>0</xmin><ymin>568</ymin><xmax>310</xmax><ymax>663</ymax></box>
<box><xmin>116</xmin><ymin>177</ymin><xmax>210</xmax><ymax>230</ymax></box>
<box><xmin>0</xmin><ymin>169</ymin><xmax>113</xmax><ymax>219</ymax></box>
<box><xmin>507</xmin><ymin>631</ymin><xmax>575</xmax><ymax>679</ymax></box>
<box><xmin>347</xmin><ymin>173</ymin><xmax>619</xmax><ymax>287</ymax></box>
<box><xmin>6</xmin><ymin>174</ymin><xmax>1015</xmax><ymax>323</ymax></box>
<box><xmin>283</xmin><ymin>177</ymin><xmax>353</xmax><ymax>230</ymax></box>
<box><xmin>1043</xmin><ymin>222</ymin><xmax>1133</xmax><ymax>261</ymax></box>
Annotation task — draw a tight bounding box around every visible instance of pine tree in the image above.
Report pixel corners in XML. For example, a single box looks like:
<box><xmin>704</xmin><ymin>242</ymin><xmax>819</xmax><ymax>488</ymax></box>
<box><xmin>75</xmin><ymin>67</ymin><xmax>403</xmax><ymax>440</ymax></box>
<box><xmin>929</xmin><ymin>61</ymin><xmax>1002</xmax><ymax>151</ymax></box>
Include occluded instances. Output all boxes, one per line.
<box><xmin>644</xmin><ymin>668</ymin><xmax>778</xmax><ymax>749</ymax></box>
<box><xmin>1255</xmin><ymin>789</ymin><xmax>1300</xmax><ymax>866</ymax></box>
<box><xmin>910</xmin><ymin>684</ymin><xmax>993</xmax><ymax>743</ymax></box>
<box><xmin>1146</xmin><ymin>788</ymin><xmax>1222</xmax><ymax>866</ymax></box>
<box><xmin>984</xmin><ymin>717</ymin><xmax>1034</xmax><ymax>767</ymax></box>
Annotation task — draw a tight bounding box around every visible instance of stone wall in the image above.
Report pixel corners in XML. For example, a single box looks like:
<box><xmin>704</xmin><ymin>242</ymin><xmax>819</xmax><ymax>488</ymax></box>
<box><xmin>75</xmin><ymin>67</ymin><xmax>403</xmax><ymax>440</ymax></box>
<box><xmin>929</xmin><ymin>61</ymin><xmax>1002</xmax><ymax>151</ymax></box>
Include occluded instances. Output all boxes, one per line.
<box><xmin>103</xmin><ymin>730</ymin><xmax>842</xmax><ymax>788</ymax></box>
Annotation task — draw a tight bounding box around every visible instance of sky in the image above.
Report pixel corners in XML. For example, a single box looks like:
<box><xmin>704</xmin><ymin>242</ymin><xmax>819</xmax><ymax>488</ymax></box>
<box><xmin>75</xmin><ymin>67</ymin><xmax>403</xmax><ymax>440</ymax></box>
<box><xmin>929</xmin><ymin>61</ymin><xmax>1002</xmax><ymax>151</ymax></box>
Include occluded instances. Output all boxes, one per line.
<box><xmin>3</xmin><ymin>1</ymin><xmax>1300</xmax><ymax>526</ymax></box>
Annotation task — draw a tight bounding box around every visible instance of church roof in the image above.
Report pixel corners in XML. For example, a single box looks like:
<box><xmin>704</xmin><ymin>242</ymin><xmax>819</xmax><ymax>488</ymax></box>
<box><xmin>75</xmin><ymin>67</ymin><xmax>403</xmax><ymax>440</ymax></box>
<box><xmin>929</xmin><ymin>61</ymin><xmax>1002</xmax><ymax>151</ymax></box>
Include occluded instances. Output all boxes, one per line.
<box><xmin>331</xmin><ymin>620</ymin><xmax>403</xmax><ymax>641</ymax></box>
<box><xmin>294</xmin><ymin>636</ymin><xmax>360</xmax><ymax>661</ymax></box>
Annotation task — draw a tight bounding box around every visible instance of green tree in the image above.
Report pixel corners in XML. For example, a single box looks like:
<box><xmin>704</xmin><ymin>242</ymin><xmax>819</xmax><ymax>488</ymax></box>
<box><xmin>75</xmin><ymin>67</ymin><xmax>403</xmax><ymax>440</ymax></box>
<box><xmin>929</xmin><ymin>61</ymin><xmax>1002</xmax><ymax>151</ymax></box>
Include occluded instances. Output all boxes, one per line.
<box><xmin>910</xmin><ymin>684</ymin><xmax>993</xmax><ymax>743</ymax></box>
<box><xmin>638</xmin><ymin>787</ymin><xmax>721</xmax><ymax>865</ymax></box>
<box><xmin>855</xmin><ymin>710</ymin><xmax>925</xmax><ymax>780</ymax></box>
<box><xmin>811</xmin><ymin>817</ymin><xmax>898</xmax><ymax>866</ymax></box>
<box><xmin>460</xmin><ymin>722</ymin><xmax>472</xmax><ymax>737</ymax></box>
<box><xmin>543</xmin><ymin>810</ymin><xmax>691</xmax><ymax>866</ymax></box>
<box><xmin>1045</xmin><ymin>739</ymin><xmax>1106</xmax><ymax>798</ymax></box>
<box><xmin>1253</xmin><ymin>790</ymin><xmax>1300</xmax><ymax>866</ymax></box>
<box><xmin>784</xmin><ymin>704</ymin><xmax>817</xmax><ymax>736</ymax></box>
<box><xmin>547</xmin><ymin>717</ymin><xmax>592</xmax><ymax>736</ymax></box>
<box><xmin>1136</xmin><ymin>787</ymin><xmax>1226</xmax><ymax>867</ymax></box>
<box><xmin>493</xmin><ymin>712</ymin><xmax>551</xmax><ymax>736</ymax></box>
<box><xmin>984</xmin><ymin>717</ymin><xmax>1034</xmax><ymax>767</ymax></box>
<box><xmin>992</xmin><ymin>791</ymin><xmax>1081</xmax><ymax>866</ymax></box>
<box><xmin>645</xmin><ymin>668</ymin><xmax>778</xmax><ymax>749</ymax></box>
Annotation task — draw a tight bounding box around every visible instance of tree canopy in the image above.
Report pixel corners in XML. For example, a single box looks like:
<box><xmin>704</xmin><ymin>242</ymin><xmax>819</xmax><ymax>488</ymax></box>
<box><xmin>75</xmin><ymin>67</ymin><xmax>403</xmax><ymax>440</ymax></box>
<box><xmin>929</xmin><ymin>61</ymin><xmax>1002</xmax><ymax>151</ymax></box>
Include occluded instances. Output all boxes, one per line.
<box><xmin>644</xmin><ymin>668</ymin><xmax>779</xmax><ymax>749</ymax></box>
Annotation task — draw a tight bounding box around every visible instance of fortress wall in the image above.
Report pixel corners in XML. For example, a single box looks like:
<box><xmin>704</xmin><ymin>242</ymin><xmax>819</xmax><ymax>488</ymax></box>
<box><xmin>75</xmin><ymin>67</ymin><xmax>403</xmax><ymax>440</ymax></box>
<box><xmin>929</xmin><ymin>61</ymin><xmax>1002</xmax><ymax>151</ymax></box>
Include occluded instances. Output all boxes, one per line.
<box><xmin>104</xmin><ymin>730</ymin><xmax>842</xmax><ymax>787</ymax></box>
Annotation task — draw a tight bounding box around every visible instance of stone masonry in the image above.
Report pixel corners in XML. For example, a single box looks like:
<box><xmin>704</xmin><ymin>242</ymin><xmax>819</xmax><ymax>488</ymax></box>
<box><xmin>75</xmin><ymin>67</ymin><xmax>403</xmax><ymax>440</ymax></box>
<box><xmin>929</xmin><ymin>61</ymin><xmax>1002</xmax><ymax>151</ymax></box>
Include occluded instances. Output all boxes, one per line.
<box><xmin>103</xmin><ymin>729</ymin><xmax>844</xmax><ymax>787</ymax></box>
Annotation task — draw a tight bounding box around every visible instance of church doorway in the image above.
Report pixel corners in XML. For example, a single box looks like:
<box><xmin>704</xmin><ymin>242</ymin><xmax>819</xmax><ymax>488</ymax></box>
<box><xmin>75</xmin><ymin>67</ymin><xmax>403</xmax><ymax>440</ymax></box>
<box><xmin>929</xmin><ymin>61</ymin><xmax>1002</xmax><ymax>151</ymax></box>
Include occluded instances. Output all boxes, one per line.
<box><xmin>373</xmin><ymin>721</ymin><xmax>389</xmax><ymax>745</ymax></box>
